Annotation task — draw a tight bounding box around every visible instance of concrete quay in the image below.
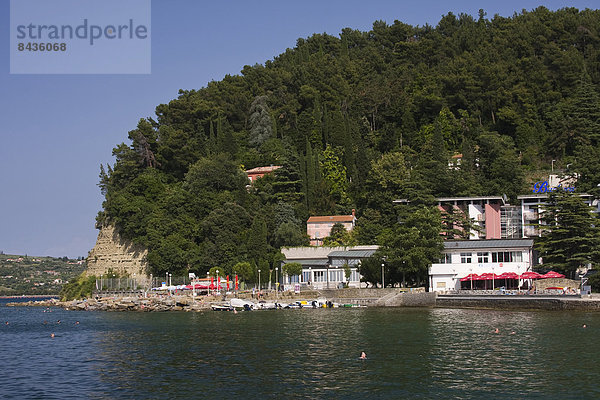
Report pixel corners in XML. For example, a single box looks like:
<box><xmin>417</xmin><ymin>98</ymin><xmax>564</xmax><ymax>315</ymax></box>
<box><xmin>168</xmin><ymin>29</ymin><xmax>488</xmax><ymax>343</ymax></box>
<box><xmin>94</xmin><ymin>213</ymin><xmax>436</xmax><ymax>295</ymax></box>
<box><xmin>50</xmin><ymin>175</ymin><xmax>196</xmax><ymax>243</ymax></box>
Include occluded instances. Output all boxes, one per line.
<box><xmin>436</xmin><ymin>294</ymin><xmax>600</xmax><ymax>311</ymax></box>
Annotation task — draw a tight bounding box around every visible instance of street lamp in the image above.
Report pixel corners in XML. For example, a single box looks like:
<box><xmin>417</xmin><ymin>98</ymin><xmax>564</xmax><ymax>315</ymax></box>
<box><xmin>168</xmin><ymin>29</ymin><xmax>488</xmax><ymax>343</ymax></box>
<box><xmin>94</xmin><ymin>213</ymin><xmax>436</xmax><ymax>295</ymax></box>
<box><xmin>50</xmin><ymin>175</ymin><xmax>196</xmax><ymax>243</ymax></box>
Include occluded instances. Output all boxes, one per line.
<box><xmin>552</xmin><ymin>159</ymin><xmax>556</xmax><ymax>172</ymax></box>
<box><xmin>470</xmin><ymin>268</ymin><xmax>473</xmax><ymax>291</ymax></box>
<box><xmin>492</xmin><ymin>266</ymin><xmax>495</xmax><ymax>291</ymax></box>
<box><xmin>258</xmin><ymin>269</ymin><xmax>261</xmax><ymax>291</ymax></box>
<box><xmin>206</xmin><ymin>271</ymin><xmax>210</xmax><ymax>296</ymax></box>
<box><xmin>381</xmin><ymin>263</ymin><xmax>385</xmax><ymax>289</ymax></box>
<box><xmin>100</xmin><ymin>274</ymin><xmax>103</xmax><ymax>292</ymax></box>
<box><xmin>216</xmin><ymin>270</ymin><xmax>219</xmax><ymax>293</ymax></box>
<box><xmin>275</xmin><ymin>267</ymin><xmax>279</xmax><ymax>298</ymax></box>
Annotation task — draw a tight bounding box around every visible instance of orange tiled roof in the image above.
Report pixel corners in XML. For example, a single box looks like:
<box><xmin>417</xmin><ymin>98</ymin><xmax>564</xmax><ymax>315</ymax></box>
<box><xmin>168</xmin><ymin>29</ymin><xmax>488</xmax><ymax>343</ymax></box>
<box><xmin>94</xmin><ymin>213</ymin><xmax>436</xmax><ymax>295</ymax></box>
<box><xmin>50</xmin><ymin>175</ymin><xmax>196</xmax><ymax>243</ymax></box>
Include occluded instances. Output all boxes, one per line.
<box><xmin>245</xmin><ymin>165</ymin><xmax>282</xmax><ymax>174</ymax></box>
<box><xmin>307</xmin><ymin>215</ymin><xmax>355</xmax><ymax>223</ymax></box>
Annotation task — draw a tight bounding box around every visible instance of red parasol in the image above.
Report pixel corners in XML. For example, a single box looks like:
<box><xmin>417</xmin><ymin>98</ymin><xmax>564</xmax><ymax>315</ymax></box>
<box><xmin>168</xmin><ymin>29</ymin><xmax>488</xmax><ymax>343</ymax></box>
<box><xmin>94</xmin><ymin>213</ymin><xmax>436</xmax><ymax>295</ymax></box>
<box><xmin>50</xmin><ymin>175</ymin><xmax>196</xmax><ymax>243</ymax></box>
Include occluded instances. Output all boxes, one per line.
<box><xmin>497</xmin><ymin>272</ymin><xmax>519</xmax><ymax>279</ymax></box>
<box><xmin>542</xmin><ymin>271</ymin><xmax>565</xmax><ymax>279</ymax></box>
<box><xmin>460</xmin><ymin>273</ymin><xmax>480</xmax><ymax>281</ymax></box>
<box><xmin>520</xmin><ymin>271</ymin><xmax>542</xmax><ymax>279</ymax></box>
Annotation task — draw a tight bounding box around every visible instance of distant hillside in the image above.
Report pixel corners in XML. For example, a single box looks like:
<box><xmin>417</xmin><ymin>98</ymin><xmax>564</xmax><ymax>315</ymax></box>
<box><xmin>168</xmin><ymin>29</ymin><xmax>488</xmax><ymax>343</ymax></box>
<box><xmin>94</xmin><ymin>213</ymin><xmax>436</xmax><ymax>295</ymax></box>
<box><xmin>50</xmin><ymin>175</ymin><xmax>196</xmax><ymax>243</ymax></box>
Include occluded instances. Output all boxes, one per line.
<box><xmin>95</xmin><ymin>7</ymin><xmax>600</xmax><ymax>279</ymax></box>
<box><xmin>0</xmin><ymin>253</ymin><xmax>86</xmax><ymax>296</ymax></box>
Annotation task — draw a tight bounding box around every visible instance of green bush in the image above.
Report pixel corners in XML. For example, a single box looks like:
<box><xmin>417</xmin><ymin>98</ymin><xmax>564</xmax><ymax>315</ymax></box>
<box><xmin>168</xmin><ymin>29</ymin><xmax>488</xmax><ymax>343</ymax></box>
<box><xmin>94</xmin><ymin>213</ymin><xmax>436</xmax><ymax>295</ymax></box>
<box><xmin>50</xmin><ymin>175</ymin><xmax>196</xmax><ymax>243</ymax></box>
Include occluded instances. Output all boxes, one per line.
<box><xmin>60</xmin><ymin>274</ymin><xmax>96</xmax><ymax>301</ymax></box>
<box><xmin>588</xmin><ymin>273</ymin><xmax>600</xmax><ymax>293</ymax></box>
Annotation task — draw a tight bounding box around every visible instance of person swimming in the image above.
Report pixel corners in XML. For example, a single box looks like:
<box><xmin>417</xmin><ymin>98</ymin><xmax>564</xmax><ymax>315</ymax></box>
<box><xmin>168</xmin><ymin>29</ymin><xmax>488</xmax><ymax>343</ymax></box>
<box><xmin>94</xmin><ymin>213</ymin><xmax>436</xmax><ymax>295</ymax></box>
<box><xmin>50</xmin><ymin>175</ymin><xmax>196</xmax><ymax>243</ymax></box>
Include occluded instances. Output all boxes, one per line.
<box><xmin>360</xmin><ymin>351</ymin><xmax>367</xmax><ymax>359</ymax></box>
<box><xmin>494</xmin><ymin>328</ymin><xmax>499</xmax><ymax>334</ymax></box>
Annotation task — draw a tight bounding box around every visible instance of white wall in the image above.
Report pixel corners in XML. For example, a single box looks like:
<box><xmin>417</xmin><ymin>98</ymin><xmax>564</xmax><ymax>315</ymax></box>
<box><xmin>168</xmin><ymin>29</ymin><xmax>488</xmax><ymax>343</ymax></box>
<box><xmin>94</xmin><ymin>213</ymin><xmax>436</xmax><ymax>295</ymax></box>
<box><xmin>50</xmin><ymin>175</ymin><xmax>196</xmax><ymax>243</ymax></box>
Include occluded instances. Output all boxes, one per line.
<box><xmin>430</xmin><ymin>249</ymin><xmax>532</xmax><ymax>292</ymax></box>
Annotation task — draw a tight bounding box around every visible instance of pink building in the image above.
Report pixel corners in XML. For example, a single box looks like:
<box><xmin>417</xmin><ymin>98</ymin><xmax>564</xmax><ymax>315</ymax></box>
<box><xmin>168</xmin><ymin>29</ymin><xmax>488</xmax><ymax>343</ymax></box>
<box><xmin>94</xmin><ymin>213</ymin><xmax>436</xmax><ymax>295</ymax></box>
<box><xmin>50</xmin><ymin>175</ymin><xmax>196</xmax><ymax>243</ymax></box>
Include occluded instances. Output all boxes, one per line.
<box><xmin>245</xmin><ymin>165</ymin><xmax>281</xmax><ymax>183</ymax></box>
<box><xmin>307</xmin><ymin>210</ymin><xmax>356</xmax><ymax>246</ymax></box>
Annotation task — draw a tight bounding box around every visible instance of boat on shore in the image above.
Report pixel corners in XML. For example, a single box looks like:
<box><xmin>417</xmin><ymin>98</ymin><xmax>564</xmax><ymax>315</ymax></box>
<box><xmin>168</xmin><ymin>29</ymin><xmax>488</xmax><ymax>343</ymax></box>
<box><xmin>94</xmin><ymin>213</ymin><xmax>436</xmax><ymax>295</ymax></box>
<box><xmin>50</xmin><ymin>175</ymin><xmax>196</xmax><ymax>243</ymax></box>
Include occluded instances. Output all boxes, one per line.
<box><xmin>230</xmin><ymin>298</ymin><xmax>255</xmax><ymax>310</ymax></box>
<box><xmin>211</xmin><ymin>304</ymin><xmax>233</xmax><ymax>311</ymax></box>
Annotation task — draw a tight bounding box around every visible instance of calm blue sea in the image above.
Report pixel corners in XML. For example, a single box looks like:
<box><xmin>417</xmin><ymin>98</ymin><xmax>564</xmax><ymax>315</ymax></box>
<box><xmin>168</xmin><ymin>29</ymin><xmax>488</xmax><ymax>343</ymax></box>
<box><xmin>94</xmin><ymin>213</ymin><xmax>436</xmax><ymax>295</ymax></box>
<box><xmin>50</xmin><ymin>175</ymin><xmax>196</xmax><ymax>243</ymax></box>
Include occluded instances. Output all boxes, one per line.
<box><xmin>1</xmin><ymin>298</ymin><xmax>599</xmax><ymax>399</ymax></box>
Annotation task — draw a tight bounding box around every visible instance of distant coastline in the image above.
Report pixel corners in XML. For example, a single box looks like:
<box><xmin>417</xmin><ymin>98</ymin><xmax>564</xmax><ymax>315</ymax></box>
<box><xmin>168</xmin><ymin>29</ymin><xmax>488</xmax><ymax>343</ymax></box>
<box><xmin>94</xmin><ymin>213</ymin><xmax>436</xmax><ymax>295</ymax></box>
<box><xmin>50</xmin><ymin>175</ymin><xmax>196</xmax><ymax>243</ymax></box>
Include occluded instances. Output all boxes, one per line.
<box><xmin>0</xmin><ymin>295</ymin><xmax>59</xmax><ymax>299</ymax></box>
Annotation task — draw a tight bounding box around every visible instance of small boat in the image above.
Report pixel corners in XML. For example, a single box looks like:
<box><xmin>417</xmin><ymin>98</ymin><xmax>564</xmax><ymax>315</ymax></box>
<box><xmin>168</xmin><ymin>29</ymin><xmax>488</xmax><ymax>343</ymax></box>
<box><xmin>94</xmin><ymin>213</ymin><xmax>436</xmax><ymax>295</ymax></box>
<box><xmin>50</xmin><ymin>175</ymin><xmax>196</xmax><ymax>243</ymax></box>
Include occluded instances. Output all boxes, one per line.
<box><xmin>230</xmin><ymin>298</ymin><xmax>255</xmax><ymax>310</ymax></box>
<box><xmin>256</xmin><ymin>301</ymin><xmax>277</xmax><ymax>309</ymax></box>
<box><xmin>211</xmin><ymin>304</ymin><xmax>233</xmax><ymax>311</ymax></box>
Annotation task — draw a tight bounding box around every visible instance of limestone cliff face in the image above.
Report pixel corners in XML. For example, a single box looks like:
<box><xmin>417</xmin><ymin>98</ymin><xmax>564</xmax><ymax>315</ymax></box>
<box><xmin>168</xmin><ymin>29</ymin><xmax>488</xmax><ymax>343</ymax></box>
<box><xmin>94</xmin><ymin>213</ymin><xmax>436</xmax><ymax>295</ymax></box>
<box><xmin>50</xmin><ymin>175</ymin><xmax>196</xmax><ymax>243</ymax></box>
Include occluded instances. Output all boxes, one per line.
<box><xmin>86</xmin><ymin>225</ymin><xmax>148</xmax><ymax>277</ymax></box>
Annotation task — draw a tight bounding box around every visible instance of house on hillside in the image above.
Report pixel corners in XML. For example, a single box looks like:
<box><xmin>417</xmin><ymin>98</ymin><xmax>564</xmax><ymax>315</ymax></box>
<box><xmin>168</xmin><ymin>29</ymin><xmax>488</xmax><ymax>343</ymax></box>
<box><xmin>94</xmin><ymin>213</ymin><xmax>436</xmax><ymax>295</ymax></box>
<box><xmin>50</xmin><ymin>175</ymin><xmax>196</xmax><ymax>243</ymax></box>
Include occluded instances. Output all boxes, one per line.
<box><xmin>245</xmin><ymin>165</ymin><xmax>281</xmax><ymax>183</ymax></box>
<box><xmin>306</xmin><ymin>210</ymin><xmax>356</xmax><ymax>246</ymax></box>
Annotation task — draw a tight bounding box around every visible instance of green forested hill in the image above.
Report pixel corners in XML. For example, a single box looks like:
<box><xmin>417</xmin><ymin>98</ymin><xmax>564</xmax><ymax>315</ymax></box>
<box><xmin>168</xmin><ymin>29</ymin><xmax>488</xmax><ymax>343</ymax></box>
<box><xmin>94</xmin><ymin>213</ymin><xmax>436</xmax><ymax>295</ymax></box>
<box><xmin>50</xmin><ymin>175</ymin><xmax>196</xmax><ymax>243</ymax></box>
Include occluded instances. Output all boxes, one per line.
<box><xmin>97</xmin><ymin>7</ymin><xmax>600</xmax><ymax>280</ymax></box>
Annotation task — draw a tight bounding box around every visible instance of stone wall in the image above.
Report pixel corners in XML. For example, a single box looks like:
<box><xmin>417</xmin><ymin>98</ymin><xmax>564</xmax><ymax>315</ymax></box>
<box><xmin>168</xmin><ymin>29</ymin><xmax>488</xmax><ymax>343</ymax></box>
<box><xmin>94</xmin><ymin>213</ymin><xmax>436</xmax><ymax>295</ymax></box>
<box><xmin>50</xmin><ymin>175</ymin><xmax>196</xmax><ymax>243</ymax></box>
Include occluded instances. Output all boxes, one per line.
<box><xmin>436</xmin><ymin>296</ymin><xmax>600</xmax><ymax>310</ymax></box>
<box><xmin>86</xmin><ymin>225</ymin><xmax>148</xmax><ymax>278</ymax></box>
<box><xmin>534</xmin><ymin>278</ymin><xmax>580</xmax><ymax>291</ymax></box>
<box><xmin>374</xmin><ymin>291</ymin><xmax>437</xmax><ymax>307</ymax></box>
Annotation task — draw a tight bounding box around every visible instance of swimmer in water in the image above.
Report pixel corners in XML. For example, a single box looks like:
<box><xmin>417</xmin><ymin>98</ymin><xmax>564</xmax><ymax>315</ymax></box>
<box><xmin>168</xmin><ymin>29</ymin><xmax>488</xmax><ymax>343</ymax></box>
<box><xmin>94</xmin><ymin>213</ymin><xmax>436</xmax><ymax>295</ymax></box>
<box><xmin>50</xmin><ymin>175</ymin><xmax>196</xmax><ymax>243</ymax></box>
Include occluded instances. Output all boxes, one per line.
<box><xmin>494</xmin><ymin>328</ymin><xmax>499</xmax><ymax>334</ymax></box>
<box><xmin>50</xmin><ymin>333</ymin><xmax>55</xmax><ymax>338</ymax></box>
<box><xmin>583</xmin><ymin>324</ymin><xmax>587</xmax><ymax>328</ymax></box>
<box><xmin>360</xmin><ymin>351</ymin><xmax>367</xmax><ymax>359</ymax></box>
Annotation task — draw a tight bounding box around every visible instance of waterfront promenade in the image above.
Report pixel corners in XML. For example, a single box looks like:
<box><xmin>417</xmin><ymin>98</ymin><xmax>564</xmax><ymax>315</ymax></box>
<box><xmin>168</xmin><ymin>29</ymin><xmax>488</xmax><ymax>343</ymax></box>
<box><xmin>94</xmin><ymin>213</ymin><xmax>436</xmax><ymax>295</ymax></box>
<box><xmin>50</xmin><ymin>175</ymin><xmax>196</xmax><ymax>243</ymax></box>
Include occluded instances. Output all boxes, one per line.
<box><xmin>7</xmin><ymin>289</ymin><xmax>600</xmax><ymax>312</ymax></box>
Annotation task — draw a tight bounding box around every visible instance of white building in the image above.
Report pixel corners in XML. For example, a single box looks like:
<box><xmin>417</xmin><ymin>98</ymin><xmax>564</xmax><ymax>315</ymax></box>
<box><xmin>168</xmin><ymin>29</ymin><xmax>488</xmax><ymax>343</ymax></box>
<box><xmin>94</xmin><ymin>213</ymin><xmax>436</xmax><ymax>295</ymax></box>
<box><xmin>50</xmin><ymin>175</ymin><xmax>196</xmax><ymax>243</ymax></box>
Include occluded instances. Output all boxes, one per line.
<box><xmin>429</xmin><ymin>239</ymin><xmax>534</xmax><ymax>292</ymax></box>
<box><xmin>281</xmin><ymin>246</ymin><xmax>376</xmax><ymax>290</ymax></box>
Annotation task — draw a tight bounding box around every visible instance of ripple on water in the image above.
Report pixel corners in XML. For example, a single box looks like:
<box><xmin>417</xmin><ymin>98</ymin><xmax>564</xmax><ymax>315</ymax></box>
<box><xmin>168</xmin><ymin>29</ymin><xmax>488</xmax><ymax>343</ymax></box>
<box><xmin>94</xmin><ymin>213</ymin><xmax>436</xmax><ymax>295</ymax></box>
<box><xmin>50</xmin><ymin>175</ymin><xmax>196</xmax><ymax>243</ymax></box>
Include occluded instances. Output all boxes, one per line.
<box><xmin>1</xmin><ymin>303</ymin><xmax>600</xmax><ymax>399</ymax></box>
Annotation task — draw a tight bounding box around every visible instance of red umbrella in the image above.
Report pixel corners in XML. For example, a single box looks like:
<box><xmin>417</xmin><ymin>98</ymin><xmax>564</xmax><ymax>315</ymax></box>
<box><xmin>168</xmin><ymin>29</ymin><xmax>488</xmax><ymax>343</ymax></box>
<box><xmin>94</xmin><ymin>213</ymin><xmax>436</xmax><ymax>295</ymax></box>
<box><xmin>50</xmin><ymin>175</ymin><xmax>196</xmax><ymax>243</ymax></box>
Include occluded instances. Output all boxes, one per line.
<box><xmin>496</xmin><ymin>272</ymin><xmax>518</xmax><ymax>289</ymax></box>
<box><xmin>497</xmin><ymin>272</ymin><xmax>518</xmax><ymax>279</ymax></box>
<box><xmin>460</xmin><ymin>273</ymin><xmax>479</xmax><ymax>290</ymax></box>
<box><xmin>520</xmin><ymin>271</ymin><xmax>542</xmax><ymax>279</ymax></box>
<box><xmin>542</xmin><ymin>271</ymin><xmax>565</xmax><ymax>279</ymax></box>
<box><xmin>479</xmin><ymin>273</ymin><xmax>499</xmax><ymax>280</ymax></box>
<box><xmin>460</xmin><ymin>273</ymin><xmax>480</xmax><ymax>281</ymax></box>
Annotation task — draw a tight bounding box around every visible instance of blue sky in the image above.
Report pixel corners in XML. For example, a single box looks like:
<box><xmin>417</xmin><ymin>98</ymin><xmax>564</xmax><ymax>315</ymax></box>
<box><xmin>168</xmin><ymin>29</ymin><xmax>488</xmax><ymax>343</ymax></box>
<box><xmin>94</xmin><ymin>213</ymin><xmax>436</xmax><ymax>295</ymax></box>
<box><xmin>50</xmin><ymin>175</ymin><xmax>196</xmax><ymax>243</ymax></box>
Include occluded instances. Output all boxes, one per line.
<box><xmin>0</xmin><ymin>0</ymin><xmax>597</xmax><ymax>258</ymax></box>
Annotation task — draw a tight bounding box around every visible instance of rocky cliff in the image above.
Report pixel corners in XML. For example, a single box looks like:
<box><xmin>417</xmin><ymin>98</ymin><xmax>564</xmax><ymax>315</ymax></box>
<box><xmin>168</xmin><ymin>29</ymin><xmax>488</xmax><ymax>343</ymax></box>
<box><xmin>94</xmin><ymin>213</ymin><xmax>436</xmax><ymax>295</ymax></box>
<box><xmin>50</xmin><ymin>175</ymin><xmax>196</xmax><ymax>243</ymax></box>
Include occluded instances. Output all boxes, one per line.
<box><xmin>86</xmin><ymin>225</ymin><xmax>148</xmax><ymax>277</ymax></box>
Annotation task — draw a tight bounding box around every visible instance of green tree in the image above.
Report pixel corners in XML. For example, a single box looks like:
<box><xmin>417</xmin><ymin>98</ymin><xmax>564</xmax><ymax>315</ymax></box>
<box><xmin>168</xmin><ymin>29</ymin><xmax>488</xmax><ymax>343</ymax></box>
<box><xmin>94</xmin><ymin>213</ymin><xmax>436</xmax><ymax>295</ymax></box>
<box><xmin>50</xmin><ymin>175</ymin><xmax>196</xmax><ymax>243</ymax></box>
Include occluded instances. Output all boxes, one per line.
<box><xmin>378</xmin><ymin>206</ymin><xmax>444</xmax><ymax>287</ymax></box>
<box><xmin>323</xmin><ymin>223</ymin><xmax>357</xmax><ymax>246</ymax></box>
<box><xmin>536</xmin><ymin>191</ymin><xmax>600</xmax><ymax>278</ymax></box>
<box><xmin>282</xmin><ymin>262</ymin><xmax>303</xmax><ymax>278</ymax></box>
<box><xmin>320</xmin><ymin>144</ymin><xmax>349</xmax><ymax>204</ymax></box>
<box><xmin>249</xmin><ymin>95</ymin><xmax>273</xmax><ymax>147</ymax></box>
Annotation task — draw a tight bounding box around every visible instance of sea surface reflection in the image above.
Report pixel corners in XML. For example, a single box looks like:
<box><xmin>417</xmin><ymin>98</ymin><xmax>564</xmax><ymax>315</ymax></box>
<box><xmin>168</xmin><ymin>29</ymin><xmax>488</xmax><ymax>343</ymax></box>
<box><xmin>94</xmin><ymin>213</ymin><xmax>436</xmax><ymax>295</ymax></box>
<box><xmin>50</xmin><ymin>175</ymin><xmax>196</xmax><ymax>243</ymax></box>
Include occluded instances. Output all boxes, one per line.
<box><xmin>1</xmin><ymin>300</ymin><xmax>599</xmax><ymax>399</ymax></box>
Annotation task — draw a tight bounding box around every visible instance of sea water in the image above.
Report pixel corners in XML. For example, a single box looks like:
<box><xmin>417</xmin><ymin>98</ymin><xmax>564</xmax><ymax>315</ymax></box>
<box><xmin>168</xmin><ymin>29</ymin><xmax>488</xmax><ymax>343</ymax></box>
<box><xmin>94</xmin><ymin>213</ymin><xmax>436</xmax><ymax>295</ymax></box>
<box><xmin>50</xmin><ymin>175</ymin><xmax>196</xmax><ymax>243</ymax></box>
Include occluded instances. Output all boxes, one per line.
<box><xmin>1</xmin><ymin>298</ymin><xmax>599</xmax><ymax>399</ymax></box>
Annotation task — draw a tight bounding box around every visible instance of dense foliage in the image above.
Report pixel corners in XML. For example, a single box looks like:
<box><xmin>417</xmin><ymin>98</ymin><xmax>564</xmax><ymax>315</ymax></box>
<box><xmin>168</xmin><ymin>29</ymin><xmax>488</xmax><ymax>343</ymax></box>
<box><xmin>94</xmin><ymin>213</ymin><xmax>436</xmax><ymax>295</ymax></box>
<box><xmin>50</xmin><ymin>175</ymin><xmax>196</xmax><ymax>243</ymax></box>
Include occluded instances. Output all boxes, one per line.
<box><xmin>536</xmin><ymin>191</ymin><xmax>600</xmax><ymax>278</ymax></box>
<box><xmin>97</xmin><ymin>8</ymin><xmax>600</xmax><ymax>284</ymax></box>
<box><xmin>60</xmin><ymin>273</ymin><xmax>96</xmax><ymax>301</ymax></box>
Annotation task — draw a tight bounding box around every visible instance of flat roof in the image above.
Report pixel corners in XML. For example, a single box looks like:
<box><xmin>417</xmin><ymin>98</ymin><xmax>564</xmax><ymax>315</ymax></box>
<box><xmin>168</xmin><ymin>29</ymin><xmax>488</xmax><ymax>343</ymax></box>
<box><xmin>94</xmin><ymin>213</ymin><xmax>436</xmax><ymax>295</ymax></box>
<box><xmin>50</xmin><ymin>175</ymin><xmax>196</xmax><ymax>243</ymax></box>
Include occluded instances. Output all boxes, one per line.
<box><xmin>328</xmin><ymin>250</ymin><xmax>376</xmax><ymax>258</ymax></box>
<box><xmin>437</xmin><ymin>196</ymin><xmax>505</xmax><ymax>203</ymax></box>
<box><xmin>444</xmin><ymin>239</ymin><xmax>534</xmax><ymax>250</ymax></box>
<box><xmin>518</xmin><ymin>193</ymin><xmax>592</xmax><ymax>200</ymax></box>
<box><xmin>393</xmin><ymin>196</ymin><xmax>505</xmax><ymax>204</ymax></box>
<box><xmin>282</xmin><ymin>259</ymin><xmax>328</xmax><ymax>266</ymax></box>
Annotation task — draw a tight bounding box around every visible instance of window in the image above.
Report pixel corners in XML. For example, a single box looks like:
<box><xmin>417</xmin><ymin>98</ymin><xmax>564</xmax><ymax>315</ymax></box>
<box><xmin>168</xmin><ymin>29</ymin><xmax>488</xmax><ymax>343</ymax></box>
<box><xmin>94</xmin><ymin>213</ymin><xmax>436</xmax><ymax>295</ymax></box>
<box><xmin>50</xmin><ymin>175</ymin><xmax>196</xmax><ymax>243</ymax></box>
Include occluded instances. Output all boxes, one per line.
<box><xmin>330</xmin><ymin>270</ymin><xmax>343</xmax><ymax>282</ymax></box>
<box><xmin>288</xmin><ymin>275</ymin><xmax>299</xmax><ymax>283</ymax></box>
<box><xmin>302</xmin><ymin>271</ymin><xmax>311</xmax><ymax>283</ymax></box>
<box><xmin>491</xmin><ymin>252</ymin><xmax>523</xmax><ymax>263</ymax></box>
<box><xmin>439</xmin><ymin>254</ymin><xmax>452</xmax><ymax>264</ymax></box>
<box><xmin>460</xmin><ymin>253</ymin><xmax>472</xmax><ymax>263</ymax></box>
<box><xmin>477</xmin><ymin>252</ymin><xmax>489</xmax><ymax>263</ymax></box>
<box><xmin>314</xmin><ymin>271</ymin><xmax>325</xmax><ymax>282</ymax></box>
<box><xmin>350</xmin><ymin>270</ymin><xmax>360</xmax><ymax>282</ymax></box>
